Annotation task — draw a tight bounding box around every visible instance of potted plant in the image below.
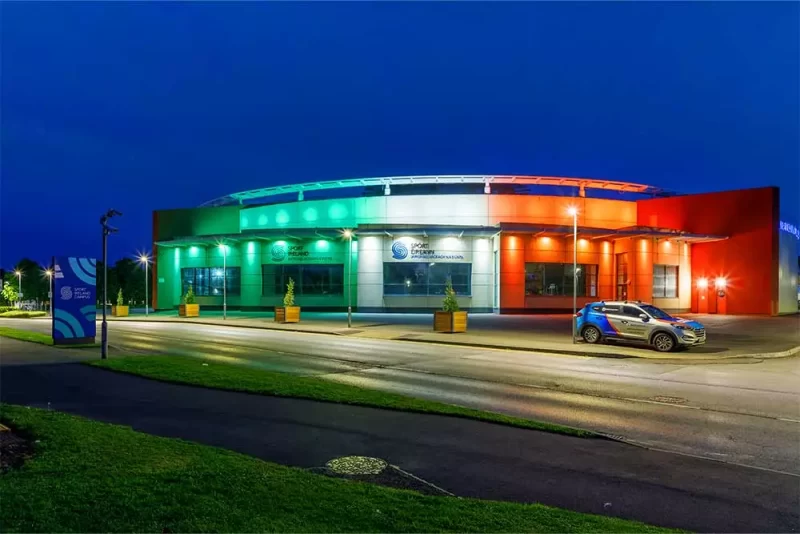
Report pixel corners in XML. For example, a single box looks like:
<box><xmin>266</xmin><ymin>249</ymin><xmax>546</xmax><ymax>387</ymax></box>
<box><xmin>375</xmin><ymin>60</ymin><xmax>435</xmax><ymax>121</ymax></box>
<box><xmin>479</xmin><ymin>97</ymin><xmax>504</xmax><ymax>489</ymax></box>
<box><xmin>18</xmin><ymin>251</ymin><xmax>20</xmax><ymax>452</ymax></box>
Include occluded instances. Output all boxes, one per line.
<box><xmin>179</xmin><ymin>285</ymin><xmax>200</xmax><ymax>317</ymax></box>
<box><xmin>112</xmin><ymin>288</ymin><xmax>129</xmax><ymax>317</ymax></box>
<box><xmin>433</xmin><ymin>278</ymin><xmax>467</xmax><ymax>333</ymax></box>
<box><xmin>275</xmin><ymin>277</ymin><xmax>300</xmax><ymax>323</ymax></box>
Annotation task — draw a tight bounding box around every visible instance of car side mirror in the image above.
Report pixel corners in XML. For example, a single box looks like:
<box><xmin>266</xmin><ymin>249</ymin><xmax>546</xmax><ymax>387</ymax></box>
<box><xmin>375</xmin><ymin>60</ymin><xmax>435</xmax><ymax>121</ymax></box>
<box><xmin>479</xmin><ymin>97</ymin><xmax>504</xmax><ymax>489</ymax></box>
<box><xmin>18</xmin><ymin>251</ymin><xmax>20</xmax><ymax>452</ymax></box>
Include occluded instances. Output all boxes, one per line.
<box><xmin>639</xmin><ymin>313</ymin><xmax>649</xmax><ymax>322</ymax></box>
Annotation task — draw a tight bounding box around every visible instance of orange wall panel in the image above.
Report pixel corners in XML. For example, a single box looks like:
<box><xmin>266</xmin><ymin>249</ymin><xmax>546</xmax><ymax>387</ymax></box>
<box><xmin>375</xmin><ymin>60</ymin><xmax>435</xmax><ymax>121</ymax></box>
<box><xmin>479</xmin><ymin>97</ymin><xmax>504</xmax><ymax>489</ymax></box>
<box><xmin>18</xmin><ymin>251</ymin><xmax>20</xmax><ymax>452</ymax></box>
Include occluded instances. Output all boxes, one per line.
<box><xmin>638</xmin><ymin>187</ymin><xmax>778</xmax><ymax>315</ymax></box>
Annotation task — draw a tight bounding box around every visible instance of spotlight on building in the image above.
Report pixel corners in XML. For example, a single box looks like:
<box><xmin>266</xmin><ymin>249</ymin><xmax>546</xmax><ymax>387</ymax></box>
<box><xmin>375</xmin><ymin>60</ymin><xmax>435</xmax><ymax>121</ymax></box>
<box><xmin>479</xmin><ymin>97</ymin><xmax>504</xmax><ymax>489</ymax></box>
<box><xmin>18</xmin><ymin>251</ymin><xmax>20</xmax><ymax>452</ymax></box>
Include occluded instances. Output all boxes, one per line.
<box><xmin>715</xmin><ymin>277</ymin><xmax>727</xmax><ymax>289</ymax></box>
<box><xmin>697</xmin><ymin>277</ymin><xmax>709</xmax><ymax>289</ymax></box>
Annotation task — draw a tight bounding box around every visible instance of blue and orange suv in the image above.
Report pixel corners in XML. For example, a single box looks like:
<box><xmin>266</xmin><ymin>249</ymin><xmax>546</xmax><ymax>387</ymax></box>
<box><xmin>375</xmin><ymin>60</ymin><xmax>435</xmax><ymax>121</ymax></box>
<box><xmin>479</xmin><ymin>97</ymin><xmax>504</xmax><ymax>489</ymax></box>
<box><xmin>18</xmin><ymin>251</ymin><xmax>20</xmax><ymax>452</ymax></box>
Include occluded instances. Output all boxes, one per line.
<box><xmin>575</xmin><ymin>301</ymin><xmax>706</xmax><ymax>352</ymax></box>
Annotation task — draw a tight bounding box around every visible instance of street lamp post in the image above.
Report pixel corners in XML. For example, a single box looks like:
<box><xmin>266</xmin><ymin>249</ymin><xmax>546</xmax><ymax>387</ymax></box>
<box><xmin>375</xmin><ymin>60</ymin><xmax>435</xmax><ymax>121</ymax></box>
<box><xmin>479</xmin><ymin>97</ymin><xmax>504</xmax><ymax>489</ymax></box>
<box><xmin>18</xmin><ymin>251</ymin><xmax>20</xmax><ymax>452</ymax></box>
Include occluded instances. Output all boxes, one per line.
<box><xmin>44</xmin><ymin>269</ymin><xmax>53</xmax><ymax>316</ymax></box>
<box><xmin>138</xmin><ymin>254</ymin><xmax>150</xmax><ymax>317</ymax></box>
<box><xmin>219</xmin><ymin>243</ymin><xmax>227</xmax><ymax>320</ymax></box>
<box><xmin>568</xmin><ymin>207</ymin><xmax>578</xmax><ymax>343</ymax></box>
<box><xmin>343</xmin><ymin>230</ymin><xmax>353</xmax><ymax>328</ymax></box>
<box><xmin>100</xmin><ymin>209</ymin><xmax>123</xmax><ymax>359</ymax></box>
<box><xmin>14</xmin><ymin>270</ymin><xmax>22</xmax><ymax>308</ymax></box>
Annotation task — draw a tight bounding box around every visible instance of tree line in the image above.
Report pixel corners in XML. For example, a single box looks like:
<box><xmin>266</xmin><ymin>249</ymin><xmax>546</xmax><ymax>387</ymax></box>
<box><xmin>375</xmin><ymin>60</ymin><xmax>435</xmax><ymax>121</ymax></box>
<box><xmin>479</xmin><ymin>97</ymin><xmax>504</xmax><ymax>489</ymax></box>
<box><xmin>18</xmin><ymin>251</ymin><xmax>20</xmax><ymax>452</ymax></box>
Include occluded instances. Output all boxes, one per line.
<box><xmin>1</xmin><ymin>257</ymin><xmax>152</xmax><ymax>307</ymax></box>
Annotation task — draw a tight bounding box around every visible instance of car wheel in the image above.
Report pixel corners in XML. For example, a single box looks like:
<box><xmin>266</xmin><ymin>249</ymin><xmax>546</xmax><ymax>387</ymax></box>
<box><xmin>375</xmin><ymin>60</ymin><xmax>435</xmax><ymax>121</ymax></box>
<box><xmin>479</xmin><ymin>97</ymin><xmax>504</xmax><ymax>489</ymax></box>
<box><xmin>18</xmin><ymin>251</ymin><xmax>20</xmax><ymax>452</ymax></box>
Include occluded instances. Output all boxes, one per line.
<box><xmin>582</xmin><ymin>325</ymin><xmax>602</xmax><ymax>344</ymax></box>
<box><xmin>652</xmin><ymin>332</ymin><xmax>676</xmax><ymax>352</ymax></box>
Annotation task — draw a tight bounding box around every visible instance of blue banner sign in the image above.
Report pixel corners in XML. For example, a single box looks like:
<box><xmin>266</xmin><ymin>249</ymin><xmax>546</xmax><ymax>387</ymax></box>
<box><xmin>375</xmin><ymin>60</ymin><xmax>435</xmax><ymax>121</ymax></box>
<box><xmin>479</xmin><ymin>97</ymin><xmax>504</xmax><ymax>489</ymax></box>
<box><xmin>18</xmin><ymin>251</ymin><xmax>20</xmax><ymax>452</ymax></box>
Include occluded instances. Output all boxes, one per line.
<box><xmin>52</xmin><ymin>257</ymin><xmax>97</xmax><ymax>345</ymax></box>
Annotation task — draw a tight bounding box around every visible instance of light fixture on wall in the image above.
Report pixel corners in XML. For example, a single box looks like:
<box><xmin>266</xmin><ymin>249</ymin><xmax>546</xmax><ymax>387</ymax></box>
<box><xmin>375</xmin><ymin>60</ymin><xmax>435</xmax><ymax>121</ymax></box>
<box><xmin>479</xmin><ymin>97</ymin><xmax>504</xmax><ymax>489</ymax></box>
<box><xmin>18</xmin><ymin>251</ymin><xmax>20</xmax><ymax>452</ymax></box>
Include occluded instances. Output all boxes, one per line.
<box><xmin>697</xmin><ymin>277</ymin><xmax>709</xmax><ymax>289</ymax></box>
<box><xmin>715</xmin><ymin>277</ymin><xmax>727</xmax><ymax>289</ymax></box>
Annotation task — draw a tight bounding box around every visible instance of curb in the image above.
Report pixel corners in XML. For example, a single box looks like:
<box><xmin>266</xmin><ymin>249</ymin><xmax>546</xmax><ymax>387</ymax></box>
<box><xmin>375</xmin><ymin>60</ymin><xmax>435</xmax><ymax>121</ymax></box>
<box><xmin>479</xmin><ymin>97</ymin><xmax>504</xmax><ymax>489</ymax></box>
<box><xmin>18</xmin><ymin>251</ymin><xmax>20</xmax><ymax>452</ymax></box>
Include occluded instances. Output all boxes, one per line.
<box><xmin>105</xmin><ymin>317</ymin><xmax>800</xmax><ymax>362</ymax></box>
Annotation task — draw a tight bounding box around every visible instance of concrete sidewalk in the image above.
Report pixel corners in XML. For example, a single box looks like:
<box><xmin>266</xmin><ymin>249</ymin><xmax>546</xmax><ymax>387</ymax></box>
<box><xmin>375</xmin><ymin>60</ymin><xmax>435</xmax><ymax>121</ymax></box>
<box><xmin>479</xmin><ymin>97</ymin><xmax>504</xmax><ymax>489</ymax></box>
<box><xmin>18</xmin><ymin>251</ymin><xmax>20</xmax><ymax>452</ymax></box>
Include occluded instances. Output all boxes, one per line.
<box><xmin>2</xmin><ymin>355</ymin><xmax>797</xmax><ymax>533</ymax></box>
<box><xmin>106</xmin><ymin>311</ymin><xmax>800</xmax><ymax>360</ymax></box>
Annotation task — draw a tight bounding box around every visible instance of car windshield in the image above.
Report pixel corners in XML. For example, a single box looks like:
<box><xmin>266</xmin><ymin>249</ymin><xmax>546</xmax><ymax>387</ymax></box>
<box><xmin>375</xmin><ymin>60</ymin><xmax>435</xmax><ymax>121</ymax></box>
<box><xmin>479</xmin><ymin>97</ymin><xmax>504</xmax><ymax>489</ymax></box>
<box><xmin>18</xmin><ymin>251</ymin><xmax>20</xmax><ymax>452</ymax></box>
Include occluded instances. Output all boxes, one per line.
<box><xmin>640</xmin><ymin>304</ymin><xmax>674</xmax><ymax>320</ymax></box>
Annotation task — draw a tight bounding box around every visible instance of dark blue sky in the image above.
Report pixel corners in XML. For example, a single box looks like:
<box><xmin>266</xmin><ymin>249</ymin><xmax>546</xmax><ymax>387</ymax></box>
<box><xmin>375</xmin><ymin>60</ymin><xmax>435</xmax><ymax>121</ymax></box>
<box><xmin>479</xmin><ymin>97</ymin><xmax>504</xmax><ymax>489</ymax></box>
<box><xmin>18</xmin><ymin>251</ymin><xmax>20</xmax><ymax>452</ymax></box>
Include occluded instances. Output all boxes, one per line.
<box><xmin>2</xmin><ymin>1</ymin><xmax>797</xmax><ymax>265</ymax></box>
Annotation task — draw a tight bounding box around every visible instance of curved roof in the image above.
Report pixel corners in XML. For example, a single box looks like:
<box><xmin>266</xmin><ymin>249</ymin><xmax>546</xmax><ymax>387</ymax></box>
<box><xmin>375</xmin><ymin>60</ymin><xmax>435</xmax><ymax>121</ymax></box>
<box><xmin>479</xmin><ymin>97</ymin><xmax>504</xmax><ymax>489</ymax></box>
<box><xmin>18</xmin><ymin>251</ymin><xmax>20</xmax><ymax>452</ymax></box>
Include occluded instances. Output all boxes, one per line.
<box><xmin>201</xmin><ymin>175</ymin><xmax>669</xmax><ymax>207</ymax></box>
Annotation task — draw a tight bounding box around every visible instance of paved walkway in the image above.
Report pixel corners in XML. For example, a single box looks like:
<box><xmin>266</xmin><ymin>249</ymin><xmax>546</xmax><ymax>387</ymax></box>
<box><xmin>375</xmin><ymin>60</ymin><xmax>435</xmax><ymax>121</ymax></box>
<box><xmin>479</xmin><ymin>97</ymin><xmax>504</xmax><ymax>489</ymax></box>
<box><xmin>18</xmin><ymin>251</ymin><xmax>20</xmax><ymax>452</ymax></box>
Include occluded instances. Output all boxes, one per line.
<box><xmin>107</xmin><ymin>311</ymin><xmax>800</xmax><ymax>360</ymax></box>
<box><xmin>1</xmin><ymin>345</ymin><xmax>797</xmax><ymax>533</ymax></box>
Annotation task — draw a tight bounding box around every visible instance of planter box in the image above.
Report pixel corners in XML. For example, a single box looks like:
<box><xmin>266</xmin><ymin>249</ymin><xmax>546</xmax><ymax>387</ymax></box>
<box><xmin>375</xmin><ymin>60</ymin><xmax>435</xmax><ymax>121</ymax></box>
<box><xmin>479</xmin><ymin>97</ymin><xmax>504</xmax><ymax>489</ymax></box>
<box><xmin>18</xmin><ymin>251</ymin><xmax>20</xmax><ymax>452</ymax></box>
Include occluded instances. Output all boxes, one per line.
<box><xmin>434</xmin><ymin>310</ymin><xmax>468</xmax><ymax>333</ymax></box>
<box><xmin>179</xmin><ymin>303</ymin><xmax>200</xmax><ymax>318</ymax></box>
<box><xmin>275</xmin><ymin>306</ymin><xmax>301</xmax><ymax>323</ymax></box>
<box><xmin>111</xmin><ymin>305</ymin><xmax>129</xmax><ymax>317</ymax></box>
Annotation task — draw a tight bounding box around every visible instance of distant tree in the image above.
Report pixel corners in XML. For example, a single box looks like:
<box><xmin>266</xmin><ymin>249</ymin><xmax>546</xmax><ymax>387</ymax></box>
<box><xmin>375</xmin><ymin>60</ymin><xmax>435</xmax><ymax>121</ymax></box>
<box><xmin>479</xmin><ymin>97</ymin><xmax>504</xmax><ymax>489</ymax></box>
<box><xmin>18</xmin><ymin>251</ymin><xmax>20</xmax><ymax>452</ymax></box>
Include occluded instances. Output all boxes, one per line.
<box><xmin>1</xmin><ymin>281</ymin><xmax>19</xmax><ymax>305</ymax></box>
<box><xmin>8</xmin><ymin>258</ymin><xmax>49</xmax><ymax>302</ymax></box>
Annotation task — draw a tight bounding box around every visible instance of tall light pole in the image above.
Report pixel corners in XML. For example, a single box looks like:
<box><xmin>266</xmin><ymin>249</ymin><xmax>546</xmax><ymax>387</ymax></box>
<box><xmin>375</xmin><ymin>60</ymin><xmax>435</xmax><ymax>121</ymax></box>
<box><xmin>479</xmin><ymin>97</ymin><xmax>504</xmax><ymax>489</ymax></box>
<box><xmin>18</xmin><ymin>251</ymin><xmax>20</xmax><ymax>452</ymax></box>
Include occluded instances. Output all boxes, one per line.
<box><xmin>568</xmin><ymin>206</ymin><xmax>578</xmax><ymax>343</ymax></box>
<box><xmin>138</xmin><ymin>254</ymin><xmax>150</xmax><ymax>316</ymax></box>
<box><xmin>100</xmin><ymin>209</ymin><xmax>123</xmax><ymax>359</ymax></box>
<box><xmin>343</xmin><ymin>229</ymin><xmax>353</xmax><ymax>328</ymax></box>
<box><xmin>44</xmin><ymin>269</ymin><xmax>53</xmax><ymax>316</ymax></box>
<box><xmin>219</xmin><ymin>242</ymin><xmax>227</xmax><ymax>320</ymax></box>
<box><xmin>14</xmin><ymin>270</ymin><xmax>22</xmax><ymax>308</ymax></box>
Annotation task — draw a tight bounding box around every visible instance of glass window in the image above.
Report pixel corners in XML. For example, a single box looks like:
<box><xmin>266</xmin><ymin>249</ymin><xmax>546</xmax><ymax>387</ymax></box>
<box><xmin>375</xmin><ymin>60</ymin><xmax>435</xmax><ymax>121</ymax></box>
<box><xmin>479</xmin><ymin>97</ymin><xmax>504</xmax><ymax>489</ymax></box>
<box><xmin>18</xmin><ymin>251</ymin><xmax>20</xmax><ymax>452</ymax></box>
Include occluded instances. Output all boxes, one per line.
<box><xmin>262</xmin><ymin>264</ymin><xmax>344</xmax><ymax>296</ymax></box>
<box><xmin>383</xmin><ymin>262</ymin><xmax>472</xmax><ymax>296</ymax></box>
<box><xmin>616</xmin><ymin>253</ymin><xmax>628</xmax><ymax>301</ymax></box>
<box><xmin>181</xmin><ymin>267</ymin><xmax>240</xmax><ymax>296</ymax></box>
<box><xmin>653</xmin><ymin>265</ymin><xmax>678</xmax><ymax>298</ymax></box>
<box><xmin>622</xmin><ymin>305</ymin><xmax>642</xmax><ymax>317</ymax></box>
<box><xmin>525</xmin><ymin>263</ymin><xmax>597</xmax><ymax>297</ymax></box>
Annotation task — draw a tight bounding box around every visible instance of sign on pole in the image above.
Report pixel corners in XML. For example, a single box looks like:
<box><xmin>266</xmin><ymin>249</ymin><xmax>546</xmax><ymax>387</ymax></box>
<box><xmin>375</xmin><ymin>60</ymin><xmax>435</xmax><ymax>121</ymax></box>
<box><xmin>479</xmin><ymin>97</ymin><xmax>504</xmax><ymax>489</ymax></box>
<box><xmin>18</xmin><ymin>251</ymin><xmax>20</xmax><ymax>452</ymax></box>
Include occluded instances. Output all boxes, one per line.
<box><xmin>52</xmin><ymin>257</ymin><xmax>97</xmax><ymax>345</ymax></box>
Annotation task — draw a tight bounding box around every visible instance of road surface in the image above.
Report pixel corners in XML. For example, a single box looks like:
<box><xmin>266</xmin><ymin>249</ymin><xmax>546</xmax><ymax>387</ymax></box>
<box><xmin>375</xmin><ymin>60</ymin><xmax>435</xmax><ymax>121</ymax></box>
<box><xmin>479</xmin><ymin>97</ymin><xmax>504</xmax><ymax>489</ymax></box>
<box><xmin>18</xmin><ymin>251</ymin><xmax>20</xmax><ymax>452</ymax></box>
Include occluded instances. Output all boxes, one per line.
<box><xmin>4</xmin><ymin>317</ymin><xmax>800</xmax><ymax>474</ymax></box>
<box><xmin>3</xmin><ymin>352</ymin><xmax>797</xmax><ymax>534</ymax></box>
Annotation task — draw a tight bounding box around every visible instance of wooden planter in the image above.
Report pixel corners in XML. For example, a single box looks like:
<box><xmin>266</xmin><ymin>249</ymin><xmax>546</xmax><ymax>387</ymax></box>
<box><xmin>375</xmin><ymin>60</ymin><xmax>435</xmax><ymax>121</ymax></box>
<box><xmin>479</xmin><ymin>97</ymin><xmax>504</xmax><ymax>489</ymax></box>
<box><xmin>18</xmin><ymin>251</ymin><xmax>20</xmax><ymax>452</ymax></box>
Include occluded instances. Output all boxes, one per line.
<box><xmin>111</xmin><ymin>305</ymin><xmax>129</xmax><ymax>317</ymax></box>
<box><xmin>179</xmin><ymin>303</ymin><xmax>200</xmax><ymax>317</ymax></box>
<box><xmin>434</xmin><ymin>311</ymin><xmax>468</xmax><ymax>333</ymax></box>
<box><xmin>275</xmin><ymin>306</ymin><xmax>301</xmax><ymax>323</ymax></box>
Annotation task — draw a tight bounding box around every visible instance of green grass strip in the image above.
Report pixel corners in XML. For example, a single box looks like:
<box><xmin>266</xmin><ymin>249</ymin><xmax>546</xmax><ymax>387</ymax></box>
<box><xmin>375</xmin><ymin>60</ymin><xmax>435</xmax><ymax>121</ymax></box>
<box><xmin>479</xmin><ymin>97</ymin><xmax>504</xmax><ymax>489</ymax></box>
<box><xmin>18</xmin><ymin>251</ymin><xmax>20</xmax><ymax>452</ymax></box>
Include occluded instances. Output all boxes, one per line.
<box><xmin>0</xmin><ymin>326</ymin><xmax>98</xmax><ymax>348</ymax></box>
<box><xmin>0</xmin><ymin>405</ymin><xmax>676</xmax><ymax>533</ymax></box>
<box><xmin>0</xmin><ymin>311</ymin><xmax>47</xmax><ymax>318</ymax></box>
<box><xmin>89</xmin><ymin>355</ymin><xmax>593</xmax><ymax>438</ymax></box>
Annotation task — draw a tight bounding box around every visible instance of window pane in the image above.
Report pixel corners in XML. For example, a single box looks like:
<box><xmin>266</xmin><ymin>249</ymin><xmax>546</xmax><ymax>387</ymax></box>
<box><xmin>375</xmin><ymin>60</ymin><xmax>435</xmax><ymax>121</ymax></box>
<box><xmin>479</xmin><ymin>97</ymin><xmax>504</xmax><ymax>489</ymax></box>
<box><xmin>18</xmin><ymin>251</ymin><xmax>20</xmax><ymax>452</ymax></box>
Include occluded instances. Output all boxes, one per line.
<box><xmin>525</xmin><ymin>263</ymin><xmax>545</xmax><ymax>296</ymax></box>
<box><xmin>302</xmin><ymin>265</ymin><xmax>344</xmax><ymax>295</ymax></box>
<box><xmin>665</xmin><ymin>266</ymin><xmax>678</xmax><ymax>298</ymax></box>
<box><xmin>526</xmin><ymin>263</ymin><xmax>596</xmax><ymax>297</ymax></box>
<box><xmin>383</xmin><ymin>262</ymin><xmax>471</xmax><ymax>296</ymax></box>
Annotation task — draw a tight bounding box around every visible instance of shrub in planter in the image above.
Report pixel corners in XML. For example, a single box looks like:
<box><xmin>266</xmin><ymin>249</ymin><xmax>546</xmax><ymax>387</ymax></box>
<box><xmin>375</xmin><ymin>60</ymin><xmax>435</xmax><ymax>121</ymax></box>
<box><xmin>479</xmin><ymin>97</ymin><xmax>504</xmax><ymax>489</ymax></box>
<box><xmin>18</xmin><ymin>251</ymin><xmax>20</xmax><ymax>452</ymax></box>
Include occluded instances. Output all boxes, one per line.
<box><xmin>179</xmin><ymin>285</ymin><xmax>200</xmax><ymax>318</ymax></box>
<box><xmin>275</xmin><ymin>277</ymin><xmax>300</xmax><ymax>323</ymax></box>
<box><xmin>112</xmin><ymin>288</ymin><xmax>129</xmax><ymax>317</ymax></box>
<box><xmin>433</xmin><ymin>279</ymin><xmax>468</xmax><ymax>333</ymax></box>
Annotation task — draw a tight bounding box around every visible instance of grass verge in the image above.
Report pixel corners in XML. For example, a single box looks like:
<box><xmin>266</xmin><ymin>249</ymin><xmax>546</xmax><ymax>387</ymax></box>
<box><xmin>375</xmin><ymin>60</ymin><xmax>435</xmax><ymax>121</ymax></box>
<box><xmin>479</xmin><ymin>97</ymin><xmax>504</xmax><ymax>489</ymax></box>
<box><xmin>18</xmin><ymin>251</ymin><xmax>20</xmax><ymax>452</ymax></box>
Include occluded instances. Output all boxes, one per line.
<box><xmin>89</xmin><ymin>355</ymin><xmax>592</xmax><ymax>438</ymax></box>
<box><xmin>0</xmin><ymin>311</ymin><xmax>47</xmax><ymax>318</ymax></box>
<box><xmin>0</xmin><ymin>327</ymin><xmax>98</xmax><ymax>348</ymax></box>
<box><xmin>0</xmin><ymin>405</ymin><xmax>674</xmax><ymax>533</ymax></box>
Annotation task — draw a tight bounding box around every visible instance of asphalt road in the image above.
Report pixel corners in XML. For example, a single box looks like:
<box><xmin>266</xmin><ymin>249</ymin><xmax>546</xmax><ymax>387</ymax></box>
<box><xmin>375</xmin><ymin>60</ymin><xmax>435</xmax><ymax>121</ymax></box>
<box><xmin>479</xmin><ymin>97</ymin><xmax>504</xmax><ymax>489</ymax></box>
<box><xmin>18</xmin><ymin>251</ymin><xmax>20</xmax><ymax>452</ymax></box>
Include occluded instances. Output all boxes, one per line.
<box><xmin>2</xmin><ymin>354</ymin><xmax>797</xmax><ymax>533</ymax></box>
<box><xmin>4</xmin><ymin>318</ymin><xmax>800</xmax><ymax>475</ymax></box>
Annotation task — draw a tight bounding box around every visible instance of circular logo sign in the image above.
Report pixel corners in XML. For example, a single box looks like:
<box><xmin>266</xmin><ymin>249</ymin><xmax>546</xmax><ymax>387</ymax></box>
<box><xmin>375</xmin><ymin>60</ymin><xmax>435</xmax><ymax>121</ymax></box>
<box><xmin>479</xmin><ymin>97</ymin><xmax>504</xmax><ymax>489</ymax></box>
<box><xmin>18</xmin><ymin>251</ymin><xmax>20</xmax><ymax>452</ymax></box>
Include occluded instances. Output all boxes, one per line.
<box><xmin>271</xmin><ymin>243</ymin><xmax>287</xmax><ymax>262</ymax></box>
<box><xmin>60</xmin><ymin>286</ymin><xmax>73</xmax><ymax>300</ymax></box>
<box><xmin>391</xmin><ymin>241</ymin><xmax>408</xmax><ymax>260</ymax></box>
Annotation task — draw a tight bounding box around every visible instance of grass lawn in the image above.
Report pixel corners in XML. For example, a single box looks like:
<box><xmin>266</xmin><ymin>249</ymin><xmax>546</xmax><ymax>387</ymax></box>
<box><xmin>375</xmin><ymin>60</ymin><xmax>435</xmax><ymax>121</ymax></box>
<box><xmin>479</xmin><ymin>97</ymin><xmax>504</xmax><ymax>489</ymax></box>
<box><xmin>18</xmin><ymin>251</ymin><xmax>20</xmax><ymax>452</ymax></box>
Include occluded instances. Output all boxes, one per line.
<box><xmin>89</xmin><ymin>355</ymin><xmax>593</xmax><ymax>438</ymax></box>
<box><xmin>0</xmin><ymin>327</ymin><xmax>98</xmax><ymax>348</ymax></box>
<box><xmin>0</xmin><ymin>405</ymin><xmax>674</xmax><ymax>533</ymax></box>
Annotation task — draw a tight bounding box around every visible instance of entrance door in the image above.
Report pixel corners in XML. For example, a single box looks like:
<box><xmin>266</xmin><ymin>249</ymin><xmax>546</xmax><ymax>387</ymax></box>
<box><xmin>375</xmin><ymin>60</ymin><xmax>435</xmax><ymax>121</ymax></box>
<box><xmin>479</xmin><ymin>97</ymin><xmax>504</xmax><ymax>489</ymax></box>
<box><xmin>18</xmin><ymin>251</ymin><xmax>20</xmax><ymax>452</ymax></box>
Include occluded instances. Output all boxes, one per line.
<box><xmin>616</xmin><ymin>253</ymin><xmax>629</xmax><ymax>300</ymax></box>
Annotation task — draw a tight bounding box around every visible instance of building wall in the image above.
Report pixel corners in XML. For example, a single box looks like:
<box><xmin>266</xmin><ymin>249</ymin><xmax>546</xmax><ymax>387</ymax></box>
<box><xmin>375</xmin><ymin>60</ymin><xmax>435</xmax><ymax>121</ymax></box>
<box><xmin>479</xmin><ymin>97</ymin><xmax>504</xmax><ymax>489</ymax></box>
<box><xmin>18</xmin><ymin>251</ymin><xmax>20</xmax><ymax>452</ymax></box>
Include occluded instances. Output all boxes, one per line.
<box><xmin>239</xmin><ymin>195</ymin><xmax>637</xmax><ymax>231</ymax></box>
<box><xmin>156</xmin><ymin>238</ymin><xmax>356</xmax><ymax>310</ymax></box>
<box><xmin>777</xmin><ymin>230</ymin><xmax>799</xmax><ymax>314</ymax></box>
<box><xmin>356</xmin><ymin>235</ymin><xmax>490</xmax><ymax>311</ymax></box>
<box><xmin>637</xmin><ymin>187</ymin><xmax>779</xmax><ymax>315</ymax></box>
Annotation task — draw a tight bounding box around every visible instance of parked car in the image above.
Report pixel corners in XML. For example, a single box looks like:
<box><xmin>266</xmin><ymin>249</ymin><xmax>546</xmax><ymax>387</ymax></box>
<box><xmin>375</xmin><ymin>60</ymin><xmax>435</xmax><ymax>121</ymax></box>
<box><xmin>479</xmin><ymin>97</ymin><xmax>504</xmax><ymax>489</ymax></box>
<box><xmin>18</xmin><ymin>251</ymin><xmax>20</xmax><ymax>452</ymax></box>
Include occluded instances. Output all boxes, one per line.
<box><xmin>575</xmin><ymin>301</ymin><xmax>706</xmax><ymax>352</ymax></box>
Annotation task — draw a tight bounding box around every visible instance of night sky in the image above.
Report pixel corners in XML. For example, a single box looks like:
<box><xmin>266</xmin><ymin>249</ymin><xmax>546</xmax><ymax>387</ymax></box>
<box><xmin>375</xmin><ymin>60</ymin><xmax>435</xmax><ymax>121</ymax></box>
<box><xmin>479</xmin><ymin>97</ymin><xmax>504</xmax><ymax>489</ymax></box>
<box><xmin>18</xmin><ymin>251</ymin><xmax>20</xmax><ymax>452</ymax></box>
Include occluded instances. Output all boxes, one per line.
<box><xmin>2</xmin><ymin>1</ymin><xmax>797</xmax><ymax>266</ymax></box>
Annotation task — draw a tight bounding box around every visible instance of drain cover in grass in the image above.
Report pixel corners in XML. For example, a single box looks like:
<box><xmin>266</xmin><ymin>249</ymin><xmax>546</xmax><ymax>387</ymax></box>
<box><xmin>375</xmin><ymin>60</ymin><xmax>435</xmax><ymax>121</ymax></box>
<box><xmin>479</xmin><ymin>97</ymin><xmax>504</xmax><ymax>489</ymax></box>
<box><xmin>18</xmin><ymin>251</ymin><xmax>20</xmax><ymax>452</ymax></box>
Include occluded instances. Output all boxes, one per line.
<box><xmin>326</xmin><ymin>456</ymin><xmax>388</xmax><ymax>475</ymax></box>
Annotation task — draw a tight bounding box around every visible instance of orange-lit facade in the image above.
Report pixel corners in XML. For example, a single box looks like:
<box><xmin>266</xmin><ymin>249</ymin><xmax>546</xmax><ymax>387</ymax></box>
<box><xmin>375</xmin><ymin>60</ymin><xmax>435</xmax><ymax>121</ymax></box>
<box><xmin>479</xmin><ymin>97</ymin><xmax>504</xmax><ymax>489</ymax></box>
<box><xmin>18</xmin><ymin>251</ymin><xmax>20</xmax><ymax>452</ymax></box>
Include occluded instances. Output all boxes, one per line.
<box><xmin>154</xmin><ymin>177</ymin><xmax>798</xmax><ymax>315</ymax></box>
